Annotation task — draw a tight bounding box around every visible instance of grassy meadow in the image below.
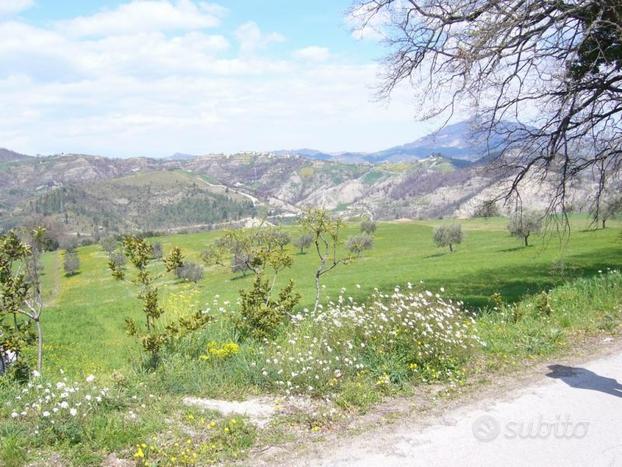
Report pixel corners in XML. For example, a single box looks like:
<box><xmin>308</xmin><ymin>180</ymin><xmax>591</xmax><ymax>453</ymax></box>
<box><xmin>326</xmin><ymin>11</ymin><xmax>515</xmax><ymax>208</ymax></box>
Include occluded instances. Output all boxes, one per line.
<box><xmin>39</xmin><ymin>216</ymin><xmax>622</xmax><ymax>375</ymax></box>
<box><xmin>3</xmin><ymin>215</ymin><xmax>622</xmax><ymax>465</ymax></box>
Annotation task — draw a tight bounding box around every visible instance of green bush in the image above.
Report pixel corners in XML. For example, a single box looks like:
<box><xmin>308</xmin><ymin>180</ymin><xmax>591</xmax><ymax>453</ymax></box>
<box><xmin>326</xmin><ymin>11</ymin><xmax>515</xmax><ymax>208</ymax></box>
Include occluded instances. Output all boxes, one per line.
<box><xmin>237</xmin><ymin>276</ymin><xmax>300</xmax><ymax>340</ymax></box>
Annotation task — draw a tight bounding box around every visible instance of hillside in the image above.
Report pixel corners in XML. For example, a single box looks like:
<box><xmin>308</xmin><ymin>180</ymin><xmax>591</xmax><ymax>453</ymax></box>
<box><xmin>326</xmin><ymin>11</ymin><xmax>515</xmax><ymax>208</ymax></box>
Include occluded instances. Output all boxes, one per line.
<box><xmin>0</xmin><ymin>148</ymin><xmax>30</xmax><ymax>162</ymax></box>
<box><xmin>0</xmin><ymin>149</ymin><xmax>599</xmax><ymax>242</ymax></box>
<box><xmin>0</xmin><ymin>121</ymin><xmax>600</xmax><ymax>240</ymax></box>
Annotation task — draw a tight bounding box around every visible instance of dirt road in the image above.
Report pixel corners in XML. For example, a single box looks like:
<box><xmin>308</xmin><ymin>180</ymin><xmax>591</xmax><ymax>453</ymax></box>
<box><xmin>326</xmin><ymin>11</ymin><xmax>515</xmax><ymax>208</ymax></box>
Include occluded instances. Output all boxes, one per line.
<box><xmin>290</xmin><ymin>349</ymin><xmax>622</xmax><ymax>466</ymax></box>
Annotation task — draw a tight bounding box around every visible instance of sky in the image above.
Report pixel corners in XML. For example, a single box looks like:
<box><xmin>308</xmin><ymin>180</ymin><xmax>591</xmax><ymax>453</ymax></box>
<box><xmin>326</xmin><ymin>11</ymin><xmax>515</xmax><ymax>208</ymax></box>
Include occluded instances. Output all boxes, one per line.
<box><xmin>0</xmin><ymin>0</ymin><xmax>445</xmax><ymax>158</ymax></box>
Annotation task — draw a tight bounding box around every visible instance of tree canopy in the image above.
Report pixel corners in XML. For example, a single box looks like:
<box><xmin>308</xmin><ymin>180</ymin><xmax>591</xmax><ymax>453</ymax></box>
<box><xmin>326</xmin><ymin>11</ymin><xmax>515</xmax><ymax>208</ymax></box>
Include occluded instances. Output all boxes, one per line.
<box><xmin>353</xmin><ymin>0</ymin><xmax>622</xmax><ymax>210</ymax></box>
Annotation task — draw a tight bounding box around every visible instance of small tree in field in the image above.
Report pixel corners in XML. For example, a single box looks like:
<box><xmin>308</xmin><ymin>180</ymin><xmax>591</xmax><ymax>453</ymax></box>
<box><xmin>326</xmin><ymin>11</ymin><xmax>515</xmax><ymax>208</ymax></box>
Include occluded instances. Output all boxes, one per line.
<box><xmin>108</xmin><ymin>250</ymin><xmax>126</xmax><ymax>280</ymax></box>
<box><xmin>293</xmin><ymin>234</ymin><xmax>313</xmax><ymax>254</ymax></box>
<box><xmin>360</xmin><ymin>218</ymin><xmax>377</xmax><ymax>235</ymax></box>
<box><xmin>433</xmin><ymin>224</ymin><xmax>463</xmax><ymax>252</ymax></box>
<box><xmin>151</xmin><ymin>242</ymin><xmax>163</xmax><ymax>259</ymax></box>
<box><xmin>100</xmin><ymin>237</ymin><xmax>117</xmax><ymax>255</ymax></box>
<box><xmin>175</xmin><ymin>262</ymin><xmax>204</xmax><ymax>283</ymax></box>
<box><xmin>164</xmin><ymin>246</ymin><xmax>184</xmax><ymax>273</ymax></box>
<box><xmin>508</xmin><ymin>211</ymin><xmax>543</xmax><ymax>247</ymax></box>
<box><xmin>63</xmin><ymin>249</ymin><xmax>80</xmax><ymax>276</ymax></box>
<box><xmin>302</xmin><ymin>208</ymin><xmax>373</xmax><ymax>312</ymax></box>
<box><xmin>203</xmin><ymin>225</ymin><xmax>299</xmax><ymax>339</ymax></box>
<box><xmin>473</xmin><ymin>200</ymin><xmax>500</xmax><ymax>219</ymax></box>
<box><xmin>0</xmin><ymin>228</ymin><xmax>48</xmax><ymax>375</ymax></box>
<box><xmin>116</xmin><ymin>236</ymin><xmax>209</xmax><ymax>367</ymax></box>
<box><xmin>593</xmin><ymin>197</ymin><xmax>622</xmax><ymax>229</ymax></box>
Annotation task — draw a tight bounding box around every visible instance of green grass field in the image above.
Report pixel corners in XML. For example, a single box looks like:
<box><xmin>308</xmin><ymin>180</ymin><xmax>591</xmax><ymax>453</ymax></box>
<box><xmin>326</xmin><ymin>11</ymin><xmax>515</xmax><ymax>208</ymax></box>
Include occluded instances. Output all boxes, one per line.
<box><xmin>4</xmin><ymin>215</ymin><xmax>622</xmax><ymax>466</ymax></box>
<box><xmin>38</xmin><ymin>216</ymin><xmax>622</xmax><ymax>375</ymax></box>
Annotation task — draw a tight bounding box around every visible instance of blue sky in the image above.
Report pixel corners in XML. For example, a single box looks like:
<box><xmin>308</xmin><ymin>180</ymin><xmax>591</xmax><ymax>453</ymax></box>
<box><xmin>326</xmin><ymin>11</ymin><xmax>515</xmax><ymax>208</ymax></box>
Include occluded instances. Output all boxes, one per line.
<box><xmin>0</xmin><ymin>0</ymin><xmax>442</xmax><ymax>157</ymax></box>
<box><xmin>22</xmin><ymin>0</ymin><xmax>379</xmax><ymax>59</ymax></box>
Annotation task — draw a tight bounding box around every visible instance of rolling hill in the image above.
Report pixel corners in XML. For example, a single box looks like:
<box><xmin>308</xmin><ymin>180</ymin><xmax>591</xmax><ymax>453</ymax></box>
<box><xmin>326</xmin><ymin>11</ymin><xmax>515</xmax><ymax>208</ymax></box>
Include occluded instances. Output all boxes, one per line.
<box><xmin>0</xmin><ymin>120</ymin><xmax>599</xmax><ymax>242</ymax></box>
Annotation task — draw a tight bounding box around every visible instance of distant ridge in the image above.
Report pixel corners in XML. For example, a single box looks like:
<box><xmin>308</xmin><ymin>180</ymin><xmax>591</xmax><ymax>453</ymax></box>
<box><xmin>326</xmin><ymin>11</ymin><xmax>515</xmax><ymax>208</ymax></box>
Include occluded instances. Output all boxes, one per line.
<box><xmin>278</xmin><ymin>119</ymin><xmax>522</xmax><ymax>164</ymax></box>
<box><xmin>0</xmin><ymin>148</ymin><xmax>30</xmax><ymax>162</ymax></box>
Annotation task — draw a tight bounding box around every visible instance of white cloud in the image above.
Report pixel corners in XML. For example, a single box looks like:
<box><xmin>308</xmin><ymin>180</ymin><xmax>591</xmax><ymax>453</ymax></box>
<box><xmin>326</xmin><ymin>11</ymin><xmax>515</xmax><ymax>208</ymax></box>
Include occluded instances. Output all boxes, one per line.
<box><xmin>293</xmin><ymin>46</ymin><xmax>330</xmax><ymax>62</ymax></box>
<box><xmin>58</xmin><ymin>0</ymin><xmax>225</xmax><ymax>37</ymax></box>
<box><xmin>0</xmin><ymin>0</ymin><xmax>33</xmax><ymax>17</ymax></box>
<box><xmin>0</xmin><ymin>1</ymin><xmax>431</xmax><ymax>157</ymax></box>
<box><xmin>235</xmin><ymin>21</ymin><xmax>285</xmax><ymax>55</ymax></box>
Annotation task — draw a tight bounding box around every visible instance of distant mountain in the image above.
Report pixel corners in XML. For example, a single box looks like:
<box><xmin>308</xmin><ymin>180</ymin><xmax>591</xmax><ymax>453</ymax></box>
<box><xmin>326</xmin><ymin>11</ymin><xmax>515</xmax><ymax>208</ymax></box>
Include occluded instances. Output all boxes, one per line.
<box><xmin>278</xmin><ymin>119</ymin><xmax>521</xmax><ymax>164</ymax></box>
<box><xmin>0</xmin><ymin>148</ymin><xmax>30</xmax><ymax>162</ymax></box>
<box><xmin>364</xmin><ymin>120</ymin><xmax>519</xmax><ymax>163</ymax></box>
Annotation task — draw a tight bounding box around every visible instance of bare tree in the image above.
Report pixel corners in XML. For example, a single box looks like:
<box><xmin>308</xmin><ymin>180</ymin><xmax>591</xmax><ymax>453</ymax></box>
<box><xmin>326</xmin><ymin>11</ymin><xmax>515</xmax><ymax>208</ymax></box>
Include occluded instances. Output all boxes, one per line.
<box><xmin>301</xmin><ymin>209</ymin><xmax>369</xmax><ymax>312</ymax></box>
<box><xmin>352</xmin><ymin>0</ymin><xmax>622</xmax><ymax>212</ymax></box>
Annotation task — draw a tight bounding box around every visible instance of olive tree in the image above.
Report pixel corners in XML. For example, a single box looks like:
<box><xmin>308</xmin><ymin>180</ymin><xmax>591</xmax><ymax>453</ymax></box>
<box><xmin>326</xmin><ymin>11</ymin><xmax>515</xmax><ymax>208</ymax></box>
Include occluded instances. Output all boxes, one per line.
<box><xmin>100</xmin><ymin>237</ymin><xmax>117</xmax><ymax>255</ymax></box>
<box><xmin>360</xmin><ymin>219</ymin><xmax>377</xmax><ymax>235</ymax></box>
<box><xmin>473</xmin><ymin>200</ymin><xmax>500</xmax><ymax>219</ymax></box>
<box><xmin>508</xmin><ymin>211</ymin><xmax>543</xmax><ymax>247</ymax></box>
<box><xmin>593</xmin><ymin>196</ymin><xmax>622</xmax><ymax>229</ymax></box>
<box><xmin>63</xmin><ymin>249</ymin><xmax>80</xmax><ymax>276</ymax></box>
<box><xmin>175</xmin><ymin>262</ymin><xmax>204</xmax><ymax>283</ymax></box>
<box><xmin>293</xmin><ymin>234</ymin><xmax>313</xmax><ymax>254</ymax></box>
<box><xmin>433</xmin><ymin>224</ymin><xmax>463</xmax><ymax>252</ymax></box>
<box><xmin>346</xmin><ymin>233</ymin><xmax>374</xmax><ymax>255</ymax></box>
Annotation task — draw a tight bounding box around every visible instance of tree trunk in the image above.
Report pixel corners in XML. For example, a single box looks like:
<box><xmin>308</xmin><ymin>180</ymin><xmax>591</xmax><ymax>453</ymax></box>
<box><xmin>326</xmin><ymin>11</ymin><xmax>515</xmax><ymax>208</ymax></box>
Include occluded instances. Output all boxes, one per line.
<box><xmin>524</xmin><ymin>235</ymin><xmax>529</xmax><ymax>247</ymax></box>
<box><xmin>35</xmin><ymin>317</ymin><xmax>43</xmax><ymax>374</ymax></box>
<box><xmin>449</xmin><ymin>243</ymin><xmax>453</xmax><ymax>253</ymax></box>
<box><xmin>602</xmin><ymin>219</ymin><xmax>606</xmax><ymax>229</ymax></box>
<box><xmin>313</xmin><ymin>270</ymin><xmax>321</xmax><ymax>313</ymax></box>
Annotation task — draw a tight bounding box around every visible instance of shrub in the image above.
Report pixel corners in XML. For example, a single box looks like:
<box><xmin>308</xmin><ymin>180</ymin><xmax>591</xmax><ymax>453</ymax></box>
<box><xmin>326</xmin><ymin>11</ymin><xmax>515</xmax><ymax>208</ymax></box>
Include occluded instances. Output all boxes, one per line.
<box><xmin>346</xmin><ymin>233</ymin><xmax>374</xmax><ymax>255</ymax></box>
<box><xmin>175</xmin><ymin>262</ymin><xmax>204</xmax><ymax>283</ymax></box>
<box><xmin>108</xmin><ymin>250</ymin><xmax>126</xmax><ymax>280</ymax></box>
<box><xmin>433</xmin><ymin>224</ymin><xmax>463</xmax><ymax>252</ymax></box>
<box><xmin>200</xmin><ymin>341</ymin><xmax>240</xmax><ymax>361</ymax></box>
<box><xmin>237</xmin><ymin>276</ymin><xmax>300</xmax><ymax>340</ymax></box>
<box><xmin>360</xmin><ymin>219</ymin><xmax>377</xmax><ymax>234</ymax></box>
